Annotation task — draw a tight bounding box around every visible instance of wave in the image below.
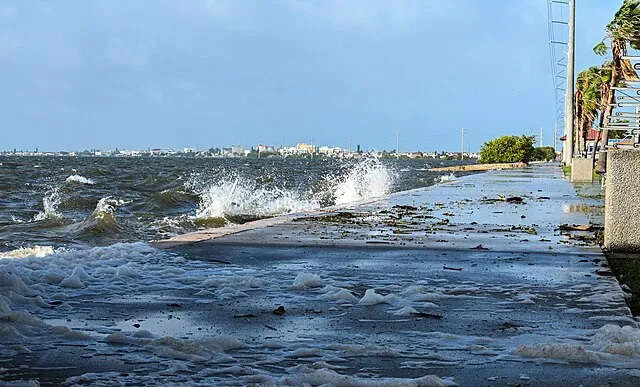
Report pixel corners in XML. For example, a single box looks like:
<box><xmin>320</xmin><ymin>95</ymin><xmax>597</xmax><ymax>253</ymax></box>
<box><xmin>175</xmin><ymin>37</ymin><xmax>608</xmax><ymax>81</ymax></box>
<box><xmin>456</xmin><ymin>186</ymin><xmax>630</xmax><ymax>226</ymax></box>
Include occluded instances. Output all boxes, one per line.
<box><xmin>151</xmin><ymin>189</ymin><xmax>199</xmax><ymax>207</ymax></box>
<box><xmin>65</xmin><ymin>175</ymin><xmax>95</xmax><ymax>185</ymax></box>
<box><xmin>435</xmin><ymin>173</ymin><xmax>456</xmax><ymax>184</ymax></box>
<box><xmin>61</xmin><ymin>197</ymin><xmax>127</xmax><ymax>240</ymax></box>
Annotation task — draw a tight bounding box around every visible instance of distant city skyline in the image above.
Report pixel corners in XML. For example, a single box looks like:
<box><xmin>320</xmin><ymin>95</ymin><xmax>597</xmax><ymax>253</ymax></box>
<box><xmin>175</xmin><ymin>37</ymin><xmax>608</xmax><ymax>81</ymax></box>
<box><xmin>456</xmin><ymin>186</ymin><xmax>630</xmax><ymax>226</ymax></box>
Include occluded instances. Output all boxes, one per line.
<box><xmin>1</xmin><ymin>140</ymin><xmax>481</xmax><ymax>155</ymax></box>
<box><xmin>0</xmin><ymin>1</ymin><xmax>620</xmax><ymax>152</ymax></box>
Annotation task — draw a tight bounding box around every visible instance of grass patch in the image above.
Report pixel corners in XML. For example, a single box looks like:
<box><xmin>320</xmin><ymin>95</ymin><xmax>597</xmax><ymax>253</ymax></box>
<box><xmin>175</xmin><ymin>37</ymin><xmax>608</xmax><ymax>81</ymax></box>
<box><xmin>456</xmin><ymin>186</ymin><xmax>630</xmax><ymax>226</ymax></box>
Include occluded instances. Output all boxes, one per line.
<box><xmin>562</xmin><ymin>164</ymin><xmax>602</xmax><ymax>181</ymax></box>
<box><xmin>578</xmin><ymin>193</ymin><xmax>605</xmax><ymax>200</ymax></box>
<box><xmin>606</xmin><ymin>254</ymin><xmax>640</xmax><ymax>315</ymax></box>
<box><xmin>592</xmin><ymin>169</ymin><xmax>602</xmax><ymax>181</ymax></box>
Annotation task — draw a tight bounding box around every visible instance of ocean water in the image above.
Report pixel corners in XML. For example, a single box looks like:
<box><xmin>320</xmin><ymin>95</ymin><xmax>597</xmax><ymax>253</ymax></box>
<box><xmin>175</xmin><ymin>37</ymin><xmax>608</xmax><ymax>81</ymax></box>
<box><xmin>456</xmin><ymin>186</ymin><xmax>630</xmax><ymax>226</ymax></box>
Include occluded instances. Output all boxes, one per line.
<box><xmin>0</xmin><ymin>156</ymin><xmax>472</xmax><ymax>252</ymax></box>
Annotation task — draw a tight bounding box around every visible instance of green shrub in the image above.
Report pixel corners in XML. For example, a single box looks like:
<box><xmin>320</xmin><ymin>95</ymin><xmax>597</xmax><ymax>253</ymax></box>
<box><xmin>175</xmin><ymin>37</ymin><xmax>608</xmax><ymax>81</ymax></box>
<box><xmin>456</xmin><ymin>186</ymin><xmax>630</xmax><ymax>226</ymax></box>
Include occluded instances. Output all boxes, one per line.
<box><xmin>480</xmin><ymin>135</ymin><xmax>535</xmax><ymax>164</ymax></box>
<box><xmin>534</xmin><ymin>146</ymin><xmax>556</xmax><ymax>161</ymax></box>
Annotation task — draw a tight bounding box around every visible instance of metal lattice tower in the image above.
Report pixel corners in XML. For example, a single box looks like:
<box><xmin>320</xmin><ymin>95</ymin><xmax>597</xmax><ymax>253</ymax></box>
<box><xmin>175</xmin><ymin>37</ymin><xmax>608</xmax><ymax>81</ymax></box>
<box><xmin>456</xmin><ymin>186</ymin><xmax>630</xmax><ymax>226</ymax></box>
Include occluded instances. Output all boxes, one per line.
<box><xmin>547</xmin><ymin>0</ymin><xmax>570</xmax><ymax>152</ymax></box>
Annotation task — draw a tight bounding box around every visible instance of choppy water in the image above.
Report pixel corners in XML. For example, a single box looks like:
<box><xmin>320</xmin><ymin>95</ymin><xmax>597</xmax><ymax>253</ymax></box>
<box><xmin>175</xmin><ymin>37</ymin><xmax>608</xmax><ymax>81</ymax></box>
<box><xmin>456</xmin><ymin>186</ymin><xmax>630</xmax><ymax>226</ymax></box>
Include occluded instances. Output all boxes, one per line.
<box><xmin>0</xmin><ymin>156</ymin><xmax>472</xmax><ymax>251</ymax></box>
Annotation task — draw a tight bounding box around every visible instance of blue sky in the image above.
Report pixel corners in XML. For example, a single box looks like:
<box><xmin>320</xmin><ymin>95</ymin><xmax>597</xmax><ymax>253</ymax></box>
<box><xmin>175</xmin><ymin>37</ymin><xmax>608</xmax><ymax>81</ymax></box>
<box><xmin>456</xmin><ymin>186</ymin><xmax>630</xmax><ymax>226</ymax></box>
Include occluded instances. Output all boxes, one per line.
<box><xmin>0</xmin><ymin>0</ymin><xmax>622</xmax><ymax>152</ymax></box>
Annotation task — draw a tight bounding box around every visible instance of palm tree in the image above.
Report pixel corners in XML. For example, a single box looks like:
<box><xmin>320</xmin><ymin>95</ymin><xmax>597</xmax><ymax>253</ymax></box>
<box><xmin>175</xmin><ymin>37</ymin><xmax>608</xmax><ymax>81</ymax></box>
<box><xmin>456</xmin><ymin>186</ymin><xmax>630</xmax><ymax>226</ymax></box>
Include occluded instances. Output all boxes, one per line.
<box><xmin>573</xmin><ymin>71</ymin><xmax>585</xmax><ymax>155</ymax></box>
<box><xmin>591</xmin><ymin>62</ymin><xmax>612</xmax><ymax>163</ymax></box>
<box><xmin>574</xmin><ymin>67</ymin><xmax>603</xmax><ymax>156</ymax></box>
<box><xmin>593</xmin><ymin>0</ymin><xmax>640</xmax><ymax>173</ymax></box>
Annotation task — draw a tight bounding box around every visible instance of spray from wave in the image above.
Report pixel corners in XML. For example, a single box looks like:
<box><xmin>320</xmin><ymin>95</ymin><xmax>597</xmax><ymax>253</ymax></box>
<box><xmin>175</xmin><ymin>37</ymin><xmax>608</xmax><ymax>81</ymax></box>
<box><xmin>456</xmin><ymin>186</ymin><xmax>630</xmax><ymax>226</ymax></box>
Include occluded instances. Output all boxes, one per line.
<box><xmin>34</xmin><ymin>187</ymin><xmax>64</xmax><ymax>221</ymax></box>
<box><xmin>329</xmin><ymin>158</ymin><xmax>397</xmax><ymax>205</ymax></box>
<box><xmin>187</xmin><ymin>158</ymin><xmax>396</xmax><ymax>224</ymax></box>
<box><xmin>192</xmin><ymin>175</ymin><xmax>319</xmax><ymax>222</ymax></box>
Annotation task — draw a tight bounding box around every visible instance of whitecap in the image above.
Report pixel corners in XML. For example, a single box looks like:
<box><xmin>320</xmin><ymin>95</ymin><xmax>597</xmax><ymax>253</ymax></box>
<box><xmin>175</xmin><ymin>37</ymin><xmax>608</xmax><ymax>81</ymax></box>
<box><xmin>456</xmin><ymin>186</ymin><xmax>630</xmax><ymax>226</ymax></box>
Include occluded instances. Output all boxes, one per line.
<box><xmin>65</xmin><ymin>174</ymin><xmax>95</xmax><ymax>185</ymax></box>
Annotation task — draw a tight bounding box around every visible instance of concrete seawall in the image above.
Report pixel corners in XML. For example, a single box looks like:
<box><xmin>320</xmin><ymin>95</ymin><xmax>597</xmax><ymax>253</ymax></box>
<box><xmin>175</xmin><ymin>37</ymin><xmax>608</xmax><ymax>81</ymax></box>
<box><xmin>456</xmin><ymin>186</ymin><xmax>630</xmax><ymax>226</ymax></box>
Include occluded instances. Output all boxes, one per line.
<box><xmin>427</xmin><ymin>162</ymin><xmax>527</xmax><ymax>172</ymax></box>
<box><xmin>605</xmin><ymin>150</ymin><xmax>640</xmax><ymax>252</ymax></box>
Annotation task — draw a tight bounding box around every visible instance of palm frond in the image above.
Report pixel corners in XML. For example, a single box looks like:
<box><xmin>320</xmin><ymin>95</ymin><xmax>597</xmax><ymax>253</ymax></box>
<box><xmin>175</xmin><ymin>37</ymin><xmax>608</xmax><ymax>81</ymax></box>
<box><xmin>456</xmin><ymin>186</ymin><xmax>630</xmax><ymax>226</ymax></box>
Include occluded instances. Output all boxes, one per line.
<box><xmin>594</xmin><ymin>41</ymin><xmax>609</xmax><ymax>56</ymax></box>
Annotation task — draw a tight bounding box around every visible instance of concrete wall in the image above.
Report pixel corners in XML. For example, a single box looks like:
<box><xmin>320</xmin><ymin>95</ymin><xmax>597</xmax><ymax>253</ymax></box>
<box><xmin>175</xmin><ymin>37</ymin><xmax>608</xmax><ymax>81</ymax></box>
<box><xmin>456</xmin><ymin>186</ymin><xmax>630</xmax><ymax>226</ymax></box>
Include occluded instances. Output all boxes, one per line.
<box><xmin>605</xmin><ymin>150</ymin><xmax>640</xmax><ymax>252</ymax></box>
<box><xmin>571</xmin><ymin>158</ymin><xmax>593</xmax><ymax>183</ymax></box>
<box><xmin>429</xmin><ymin>162</ymin><xmax>527</xmax><ymax>172</ymax></box>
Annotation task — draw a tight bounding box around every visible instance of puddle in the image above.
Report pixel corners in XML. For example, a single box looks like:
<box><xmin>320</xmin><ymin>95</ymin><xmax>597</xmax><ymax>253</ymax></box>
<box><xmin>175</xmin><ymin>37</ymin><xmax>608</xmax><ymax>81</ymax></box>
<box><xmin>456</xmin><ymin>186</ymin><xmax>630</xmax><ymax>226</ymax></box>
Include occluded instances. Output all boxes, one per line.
<box><xmin>563</xmin><ymin>204</ymin><xmax>604</xmax><ymax>213</ymax></box>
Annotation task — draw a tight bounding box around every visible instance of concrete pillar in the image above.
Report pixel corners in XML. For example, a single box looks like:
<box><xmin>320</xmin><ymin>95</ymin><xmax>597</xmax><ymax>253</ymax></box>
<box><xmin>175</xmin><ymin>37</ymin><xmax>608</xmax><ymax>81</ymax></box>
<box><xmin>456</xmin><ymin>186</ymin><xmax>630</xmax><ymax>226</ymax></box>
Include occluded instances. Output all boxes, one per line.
<box><xmin>570</xmin><ymin>158</ymin><xmax>593</xmax><ymax>183</ymax></box>
<box><xmin>605</xmin><ymin>150</ymin><xmax>640</xmax><ymax>252</ymax></box>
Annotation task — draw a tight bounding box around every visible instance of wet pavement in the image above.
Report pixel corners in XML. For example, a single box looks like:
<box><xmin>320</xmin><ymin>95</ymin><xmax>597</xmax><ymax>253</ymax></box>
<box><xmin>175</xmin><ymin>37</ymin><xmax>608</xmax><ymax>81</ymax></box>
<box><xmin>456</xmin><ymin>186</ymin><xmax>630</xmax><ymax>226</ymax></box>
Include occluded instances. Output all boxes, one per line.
<box><xmin>164</xmin><ymin>163</ymin><xmax>639</xmax><ymax>385</ymax></box>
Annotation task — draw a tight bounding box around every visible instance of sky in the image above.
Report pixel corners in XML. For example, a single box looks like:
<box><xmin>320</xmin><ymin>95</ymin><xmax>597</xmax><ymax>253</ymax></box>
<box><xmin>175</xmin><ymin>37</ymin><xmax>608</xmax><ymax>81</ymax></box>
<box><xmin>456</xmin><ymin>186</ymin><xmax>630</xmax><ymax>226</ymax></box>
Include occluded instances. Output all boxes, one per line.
<box><xmin>0</xmin><ymin>0</ymin><xmax>623</xmax><ymax>152</ymax></box>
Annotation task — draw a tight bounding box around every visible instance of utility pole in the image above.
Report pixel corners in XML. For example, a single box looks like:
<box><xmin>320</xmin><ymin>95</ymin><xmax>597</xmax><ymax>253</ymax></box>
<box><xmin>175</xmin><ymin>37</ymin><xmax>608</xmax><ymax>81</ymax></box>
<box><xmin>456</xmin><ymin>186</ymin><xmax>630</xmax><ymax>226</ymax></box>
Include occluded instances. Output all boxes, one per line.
<box><xmin>396</xmin><ymin>131</ymin><xmax>400</xmax><ymax>159</ymax></box>
<box><xmin>553</xmin><ymin>123</ymin><xmax>558</xmax><ymax>154</ymax></box>
<box><xmin>563</xmin><ymin>0</ymin><xmax>575</xmax><ymax>165</ymax></box>
<box><xmin>540</xmin><ymin>127</ymin><xmax>543</xmax><ymax>147</ymax></box>
<box><xmin>461</xmin><ymin>127</ymin><xmax>465</xmax><ymax>161</ymax></box>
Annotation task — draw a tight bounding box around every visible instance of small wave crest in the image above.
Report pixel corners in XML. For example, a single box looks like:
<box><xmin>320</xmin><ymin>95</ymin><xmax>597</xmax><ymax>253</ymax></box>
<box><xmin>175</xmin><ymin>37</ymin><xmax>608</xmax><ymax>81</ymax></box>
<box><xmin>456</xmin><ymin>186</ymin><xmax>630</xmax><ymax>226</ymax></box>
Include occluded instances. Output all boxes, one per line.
<box><xmin>90</xmin><ymin>197</ymin><xmax>124</xmax><ymax>220</ymax></box>
<box><xmin>65</xmin><ymin>175</ymin><xmax>95</xmax><ymax>185</ymax></box>
<box><xmin>62</xmin><ymin>197</ymin><xmax>129</xmax><ymax>240</ymax></box>
<box><xmin>152</xmin><ymin>189</ymin><xmax>198</xmax><ymax>207</ymax></box>
<box><xmin>435</xmin><ymin>173</ymin><xmax>456</xmax><ymax>184</ymax></box>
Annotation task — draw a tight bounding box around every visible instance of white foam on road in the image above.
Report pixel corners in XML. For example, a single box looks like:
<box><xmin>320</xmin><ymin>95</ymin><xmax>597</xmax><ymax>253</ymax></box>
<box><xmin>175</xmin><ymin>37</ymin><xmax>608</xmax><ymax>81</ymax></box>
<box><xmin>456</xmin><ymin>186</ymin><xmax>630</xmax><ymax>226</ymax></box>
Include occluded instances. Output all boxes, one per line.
<box><xmin>2</xmin><ymin>241</ymin><xmax>639</xmax><ymax>384</ymax></box>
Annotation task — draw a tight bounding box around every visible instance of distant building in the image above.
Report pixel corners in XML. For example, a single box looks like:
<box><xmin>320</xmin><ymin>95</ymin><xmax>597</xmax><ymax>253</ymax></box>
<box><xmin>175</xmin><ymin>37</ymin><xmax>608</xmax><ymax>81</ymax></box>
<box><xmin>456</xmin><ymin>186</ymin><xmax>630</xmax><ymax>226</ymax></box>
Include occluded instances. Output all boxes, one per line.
<box><xmin>561</xmin><ymin>128</ymin><xmax>601</xmax><ymax>158</ymax></box>
<box><xmin>118</xmin><ymin>149</ymin><xmax>141</xmax><ymax>157</ymax></box>
<box><xmin>296</xmin><ymin>143</ymin><xmax>314</xmax><ymax>154</ymax></box>
<box><xmin>319</xmin><ymin>146</ymin><xmax>343</xmax><ymax>156</ymax></box>
<box><xmin>278</xmin><ymin>146</ymin><xmax>298</xmax><ymax>156</ymax></box>
<box><xmin>231</xmin><ymin>145</ymin><xmax>244</xmax><ymax>156</ymax></box>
